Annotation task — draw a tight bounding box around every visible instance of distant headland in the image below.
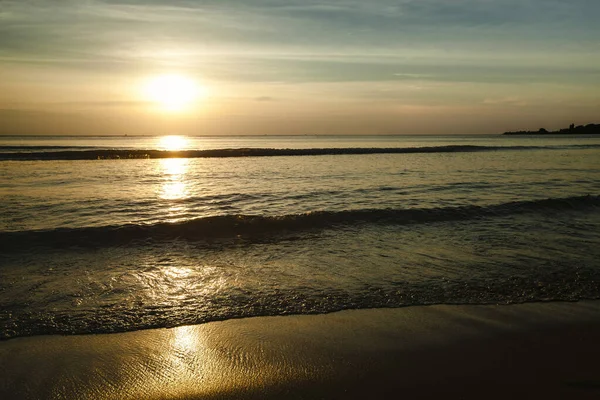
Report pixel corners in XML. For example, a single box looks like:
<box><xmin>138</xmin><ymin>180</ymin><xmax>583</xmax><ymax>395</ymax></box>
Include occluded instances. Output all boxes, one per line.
<box><xmin>503</xmin><ymin>123</ymin><xmax>600</xmax><ymax>135</ymax></box>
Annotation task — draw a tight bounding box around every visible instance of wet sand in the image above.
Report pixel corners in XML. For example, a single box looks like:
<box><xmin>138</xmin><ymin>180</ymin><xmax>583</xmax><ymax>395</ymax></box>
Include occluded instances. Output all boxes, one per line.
<box><xmin>1</xmin><ymin>301</ymin><xmax>600</xmax><ymax>399</ymax></box>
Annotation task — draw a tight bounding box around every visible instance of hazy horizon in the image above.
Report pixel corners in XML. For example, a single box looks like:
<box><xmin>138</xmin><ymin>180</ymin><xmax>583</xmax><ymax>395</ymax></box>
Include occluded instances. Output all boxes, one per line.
<box><xmin>1</xmin><ymin>0</ymin><xmax>599</xmax><ymax>136</ymax></box>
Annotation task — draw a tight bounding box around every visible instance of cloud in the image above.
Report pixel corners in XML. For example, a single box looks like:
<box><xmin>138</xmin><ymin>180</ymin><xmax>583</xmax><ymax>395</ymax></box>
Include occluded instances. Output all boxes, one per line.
<box><xmin>482</xmin><ymin>97</ymin><xmax>528</xmax><ymax>107</ymax></box>
<box><xmin>1</xmin><ymin>0</ymin><xmax>599</xmax><ymax>131</ymax></box>
<box><xmin>2</xmin><ymin>0</ymin><xmax>598</xmax><ymax>64</ymax></box>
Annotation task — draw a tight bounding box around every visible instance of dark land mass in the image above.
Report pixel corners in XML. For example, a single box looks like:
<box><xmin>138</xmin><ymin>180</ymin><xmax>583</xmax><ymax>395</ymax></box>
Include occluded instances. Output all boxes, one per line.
<box><xmin>504</xmin><ymin>123</ymin><xmax>600</xmax><ymax>135</ymax></box>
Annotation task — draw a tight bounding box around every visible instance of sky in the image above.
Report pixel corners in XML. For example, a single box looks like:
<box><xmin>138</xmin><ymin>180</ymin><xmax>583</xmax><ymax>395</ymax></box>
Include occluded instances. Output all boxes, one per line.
<box><xmin>0</xmin><ymin>0</ymin><xmax>599</xmax><ymax>135</ymax></box>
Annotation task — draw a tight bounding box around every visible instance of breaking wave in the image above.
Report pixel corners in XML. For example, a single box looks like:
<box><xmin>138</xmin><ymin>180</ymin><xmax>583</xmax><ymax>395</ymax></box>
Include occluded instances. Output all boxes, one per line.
<box><xmin>2</xmin><ymin>195</ymin><xmax>598</xmax><ymax>250</ymax></box>
<box><xmin>3</xmin><ymin>144</ymin><xmax>600</xmax><ymax>160</ymax></box>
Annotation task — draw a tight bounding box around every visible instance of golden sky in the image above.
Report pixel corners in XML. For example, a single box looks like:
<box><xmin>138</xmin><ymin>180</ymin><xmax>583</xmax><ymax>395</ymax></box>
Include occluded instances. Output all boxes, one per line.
<box><xmin>1</xmin><ymin>0</ymin><xmax>599</xmax><ymax>135</ymax></box>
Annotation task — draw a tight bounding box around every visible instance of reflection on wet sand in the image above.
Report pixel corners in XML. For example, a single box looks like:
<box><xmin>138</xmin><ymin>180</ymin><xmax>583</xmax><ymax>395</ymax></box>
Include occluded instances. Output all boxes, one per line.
<box><xmin>1</xmin><ymin>302</ymin><xmax>600</xmax><ymax>399</ymax></box>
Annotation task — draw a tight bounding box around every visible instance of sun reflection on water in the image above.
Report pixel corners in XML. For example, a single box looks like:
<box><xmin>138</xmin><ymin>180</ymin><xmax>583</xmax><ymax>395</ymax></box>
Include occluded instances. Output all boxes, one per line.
<box><xmin>164</xmin><ymin>265</ymin><xmax>193</xmax><ymax>279</ymax></box>
<box><xmin>160</xmin><ymin>158</ymin><xmax>189</xmax><ymax>201</ymax></box>
<box><xmin>162</xmin><ymin>182</ymin><xmax>188</xmax><ymax>201</ymax></box>
<box><xmin>158</xmin><ymin>158</ymin><xmax>191</xmax><ymax>222</ymax></box>
<box><xmin>162</xmin><ymin>157</ymin><xmax>189</xmax><ymax>175</ymax></box>
<box><xmin>158</xmin><ymin>135</ymin><xmax>189</xmax><ymax>151</ymax></box>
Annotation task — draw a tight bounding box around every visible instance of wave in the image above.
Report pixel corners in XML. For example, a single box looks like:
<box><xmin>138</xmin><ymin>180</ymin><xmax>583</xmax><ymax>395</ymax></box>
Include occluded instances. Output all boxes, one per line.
<box><xmin>2</xmin><ymin>144</ymin><xmax>599</xmax><ymax>160</ymax></box>
<box><xmin>1</xmin><ymin>195</ymin><xmax>598</xmax><ymax>250</ymax></box>
<box><xmin>4</xmin><ymin>281</ymin><xmax>600</xmax><ymax>340</ymax></box>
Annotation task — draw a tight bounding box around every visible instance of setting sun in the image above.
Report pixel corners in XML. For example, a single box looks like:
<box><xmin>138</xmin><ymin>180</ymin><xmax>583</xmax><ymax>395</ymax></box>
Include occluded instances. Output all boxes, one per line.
<box><xmin>144</xmin><ymin>75</ymin><xmax>206</xmax><ymax>111</ymax></box>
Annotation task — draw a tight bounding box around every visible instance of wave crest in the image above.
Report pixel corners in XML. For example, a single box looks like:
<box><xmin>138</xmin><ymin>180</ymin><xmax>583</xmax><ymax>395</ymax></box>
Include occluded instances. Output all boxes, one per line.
<box><xmin>4</xmin><ymin>144</ymin><xmax>600</xmax><ymax>160</ymax></box>
<box><xmin>1</xmin><ymin>195</ymin><xmax>598</xmax><ymax>250</ymax></box>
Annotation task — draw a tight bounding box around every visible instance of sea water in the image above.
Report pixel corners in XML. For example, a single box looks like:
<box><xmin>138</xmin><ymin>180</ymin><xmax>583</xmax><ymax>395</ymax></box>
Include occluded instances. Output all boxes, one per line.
<box><xmin>1</xmin><ymin>135</ymin><xmax>599</xmax><ymax>339</ymax></box>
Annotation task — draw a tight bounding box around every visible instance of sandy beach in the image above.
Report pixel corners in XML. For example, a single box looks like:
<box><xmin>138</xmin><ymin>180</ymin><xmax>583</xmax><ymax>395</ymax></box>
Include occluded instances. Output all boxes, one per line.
<box><xmin>1</xmin><ymin>301</ymin><xmax>599</xmax><ymax>399</ymax></box>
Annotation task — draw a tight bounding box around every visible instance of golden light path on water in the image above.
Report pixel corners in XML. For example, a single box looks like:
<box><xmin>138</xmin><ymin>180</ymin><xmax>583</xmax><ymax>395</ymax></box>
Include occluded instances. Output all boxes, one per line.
<box><xmin>158</xmin><ymin>154</ymin><xmax>191</xmax><ymax>228</ymax></box>
<box><xmin>157</xmin><ymin>136</ymin><xmax>191</xmax><ymax>202</ymax></box>
<box><xmin>160</xmin><ymin>158</ymin><xmax>189</xmax><ymax>199</ymax></box>
<box><xmin>153</xmin><ymin>154</ymin><xmax>202</xmax><ymax>308</ymax></box>
<box><xmin>158</xmin><ymin>135</ymin><xmax>190</xmax><ymax>151</ymax></box>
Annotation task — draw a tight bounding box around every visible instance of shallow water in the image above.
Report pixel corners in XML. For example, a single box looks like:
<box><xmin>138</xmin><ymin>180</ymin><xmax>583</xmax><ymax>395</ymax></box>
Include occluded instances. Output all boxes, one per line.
<box><xmin>1</xmin><ymin>134</ymin><xmax>599</xmax><ymax>339</ymax></box>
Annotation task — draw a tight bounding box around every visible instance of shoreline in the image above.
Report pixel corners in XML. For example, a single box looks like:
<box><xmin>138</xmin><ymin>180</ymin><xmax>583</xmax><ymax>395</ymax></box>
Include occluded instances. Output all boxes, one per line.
<box><xmin>2</xmin><ymin>301</ymin><xmax>600</xmax><ymax>399</ymax></box>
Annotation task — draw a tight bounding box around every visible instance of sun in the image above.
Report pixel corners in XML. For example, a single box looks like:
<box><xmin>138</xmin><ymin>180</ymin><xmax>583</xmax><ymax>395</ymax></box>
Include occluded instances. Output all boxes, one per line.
<box><xmin>143</xmin><ymin>74</ymin><xmax>206</xmax><ymax>111</ymax></box>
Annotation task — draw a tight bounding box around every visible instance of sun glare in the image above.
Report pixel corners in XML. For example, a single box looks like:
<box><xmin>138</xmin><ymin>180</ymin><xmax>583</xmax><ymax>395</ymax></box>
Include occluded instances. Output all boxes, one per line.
<box><xmin>158</xmin><ymin>135</ymin><xmax>189</xmax><ymax>151</ymax></box>
<box><xmin>144</xmin><ymin>75</ymin><xmax>206</xmax><ymax>111</ymax></box>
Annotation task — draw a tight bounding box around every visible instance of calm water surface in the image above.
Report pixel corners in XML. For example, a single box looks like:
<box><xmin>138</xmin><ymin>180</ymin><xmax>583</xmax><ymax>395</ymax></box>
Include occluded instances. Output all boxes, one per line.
<box><xmin>1</xmin><ymin>134</ymin><xmax>599</xmax><ymax>339</ymax></box>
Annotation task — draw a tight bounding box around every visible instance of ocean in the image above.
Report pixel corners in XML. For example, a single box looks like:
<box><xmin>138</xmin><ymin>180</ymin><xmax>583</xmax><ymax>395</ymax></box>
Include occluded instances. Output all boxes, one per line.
<box><xmin>1</xmin><ymin>134</ymin><xmax>599</xmax><ymax>340</ymax></box>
